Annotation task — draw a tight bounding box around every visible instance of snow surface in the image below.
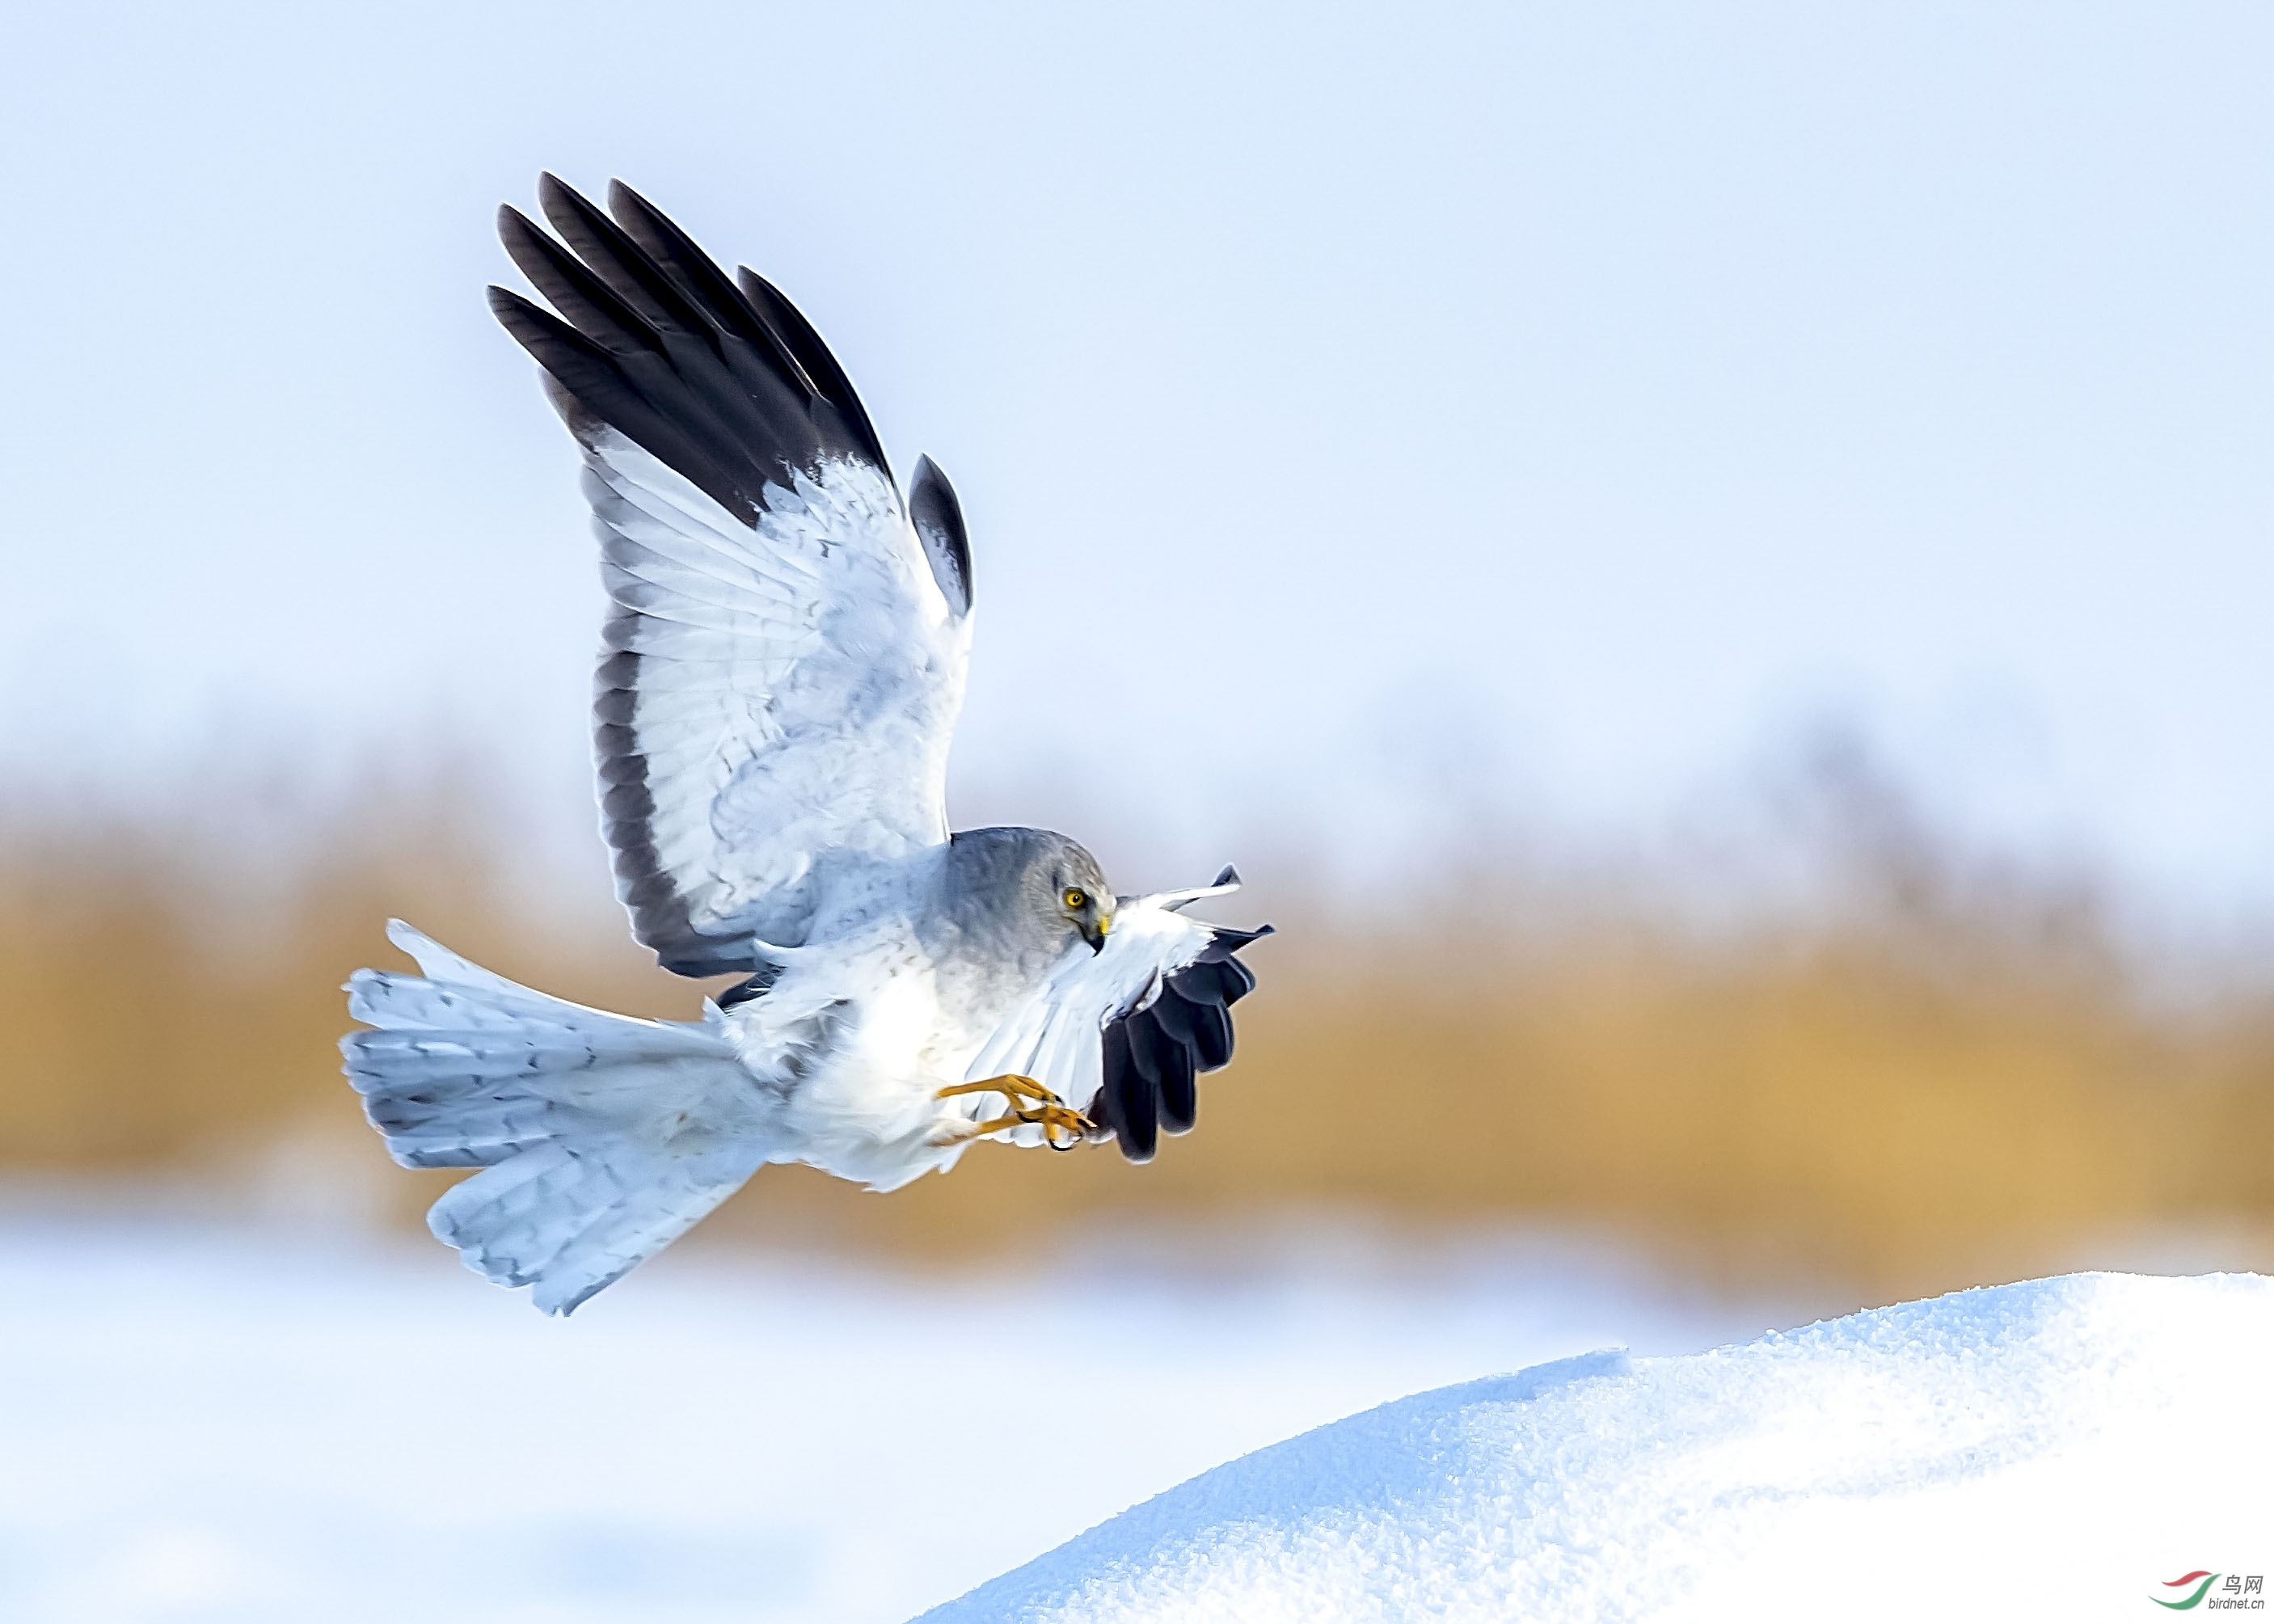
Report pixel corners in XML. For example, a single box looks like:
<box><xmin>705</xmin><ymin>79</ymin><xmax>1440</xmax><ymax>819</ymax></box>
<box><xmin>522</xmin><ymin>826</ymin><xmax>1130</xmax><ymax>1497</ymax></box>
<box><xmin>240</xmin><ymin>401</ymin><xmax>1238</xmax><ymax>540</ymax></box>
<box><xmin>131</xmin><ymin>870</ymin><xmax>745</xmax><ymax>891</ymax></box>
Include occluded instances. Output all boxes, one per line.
<box><xmin>923</xmin><ymin>1272</ymin><xmax>2274</xmax><ymax>1623</ymax></box>
<box><xmin>8</xmin><ymin>1211</ymin><xmax>2263</xmax><ymax>1623</ymax></box>
<box><xmin>0</xmin><ymin>1210</ymin><xmax>1757</xmax><ymax>1624</ymax></box>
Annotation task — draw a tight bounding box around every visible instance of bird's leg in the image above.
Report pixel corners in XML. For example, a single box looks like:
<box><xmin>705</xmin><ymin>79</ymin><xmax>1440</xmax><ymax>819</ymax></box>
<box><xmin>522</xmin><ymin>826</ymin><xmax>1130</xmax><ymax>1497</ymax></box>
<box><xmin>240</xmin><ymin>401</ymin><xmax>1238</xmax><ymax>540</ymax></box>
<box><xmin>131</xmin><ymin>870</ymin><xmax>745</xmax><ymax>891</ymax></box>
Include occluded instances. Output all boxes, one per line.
<box><xmin>934</xmin><ymin>1075</ymin><xmax>1095</xmax><ymax>1149</ymax></box>
<box><xmin>936</xmin><ymin>1074</ymin><xmax>1061</xmax><ymax>1107</ymax></box>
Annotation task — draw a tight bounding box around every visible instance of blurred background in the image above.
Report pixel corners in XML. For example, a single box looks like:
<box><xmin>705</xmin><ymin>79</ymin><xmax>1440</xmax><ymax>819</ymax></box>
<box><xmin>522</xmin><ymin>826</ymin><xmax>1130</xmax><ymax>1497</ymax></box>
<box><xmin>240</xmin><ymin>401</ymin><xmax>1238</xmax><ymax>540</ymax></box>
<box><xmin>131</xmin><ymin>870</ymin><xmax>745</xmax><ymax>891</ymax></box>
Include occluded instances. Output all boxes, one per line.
<box><xmin>6</xmin><ymin>3</ymin><xmax>2274</xmax><ymax>1620</ymax></box>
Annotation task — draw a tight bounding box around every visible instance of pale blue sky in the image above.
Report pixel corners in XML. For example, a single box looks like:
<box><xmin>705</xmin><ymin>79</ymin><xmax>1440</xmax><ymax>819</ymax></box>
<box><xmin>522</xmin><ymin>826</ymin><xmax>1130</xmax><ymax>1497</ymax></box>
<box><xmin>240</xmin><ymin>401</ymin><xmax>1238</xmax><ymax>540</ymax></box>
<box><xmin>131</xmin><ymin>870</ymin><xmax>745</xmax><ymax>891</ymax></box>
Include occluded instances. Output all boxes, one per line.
<box><xmin>6</xmin><ymin>2</ymin><xmax>2272</xmax><ymax>912</ymax></box>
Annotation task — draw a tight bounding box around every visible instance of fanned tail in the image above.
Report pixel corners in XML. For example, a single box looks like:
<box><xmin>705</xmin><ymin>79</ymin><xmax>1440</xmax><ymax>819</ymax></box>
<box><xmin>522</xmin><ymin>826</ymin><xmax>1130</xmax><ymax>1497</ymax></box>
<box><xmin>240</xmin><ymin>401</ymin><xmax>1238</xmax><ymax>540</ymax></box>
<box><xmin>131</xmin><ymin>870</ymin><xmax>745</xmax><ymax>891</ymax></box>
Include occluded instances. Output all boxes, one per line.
<box><xmin>341</xmin><ymin>920</ymin><xmax>773</xmax><ymax>1314</ymax></box>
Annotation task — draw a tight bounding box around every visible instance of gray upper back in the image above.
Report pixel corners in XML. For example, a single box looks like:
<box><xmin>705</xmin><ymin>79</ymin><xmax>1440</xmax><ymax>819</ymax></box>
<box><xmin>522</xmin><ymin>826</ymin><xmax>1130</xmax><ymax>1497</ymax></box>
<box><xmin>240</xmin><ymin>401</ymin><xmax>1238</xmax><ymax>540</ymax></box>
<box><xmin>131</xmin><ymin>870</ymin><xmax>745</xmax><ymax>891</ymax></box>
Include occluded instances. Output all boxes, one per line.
<box><xmin>716</xmin><ymin>827</ymin><xmax>1107</xmax><ymax>1014</ymax></box>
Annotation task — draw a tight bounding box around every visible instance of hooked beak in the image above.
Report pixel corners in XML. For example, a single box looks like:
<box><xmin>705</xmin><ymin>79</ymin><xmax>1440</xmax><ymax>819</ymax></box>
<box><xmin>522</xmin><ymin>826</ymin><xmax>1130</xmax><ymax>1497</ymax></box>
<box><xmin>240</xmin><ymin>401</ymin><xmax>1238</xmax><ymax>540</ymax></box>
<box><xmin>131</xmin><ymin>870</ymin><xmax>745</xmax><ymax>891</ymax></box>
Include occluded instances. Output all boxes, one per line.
<box><xmin>1082</xmin><ymin>911</ymin><xmax>1112</xmax><ymax>954</ymax></box>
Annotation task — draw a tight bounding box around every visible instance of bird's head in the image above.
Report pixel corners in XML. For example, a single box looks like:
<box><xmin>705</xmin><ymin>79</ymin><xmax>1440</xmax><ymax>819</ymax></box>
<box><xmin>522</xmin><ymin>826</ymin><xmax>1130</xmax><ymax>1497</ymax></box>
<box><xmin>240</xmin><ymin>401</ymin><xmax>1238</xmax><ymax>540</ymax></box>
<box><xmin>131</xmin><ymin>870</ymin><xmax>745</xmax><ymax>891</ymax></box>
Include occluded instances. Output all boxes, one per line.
<box><xmin>1048</xmin><ymin>850</ymin><xmax>1114</xmax><ymax>953</ymax></box>
<box><xmin>945</xmin><ymin>826</ymin><xmax>1116</xmax><ymax>955</ymax></box>
<box><xmin>1024</xmin><ymin>834</ymin><xmax>1113</xmax><ymax>951</ymax></box>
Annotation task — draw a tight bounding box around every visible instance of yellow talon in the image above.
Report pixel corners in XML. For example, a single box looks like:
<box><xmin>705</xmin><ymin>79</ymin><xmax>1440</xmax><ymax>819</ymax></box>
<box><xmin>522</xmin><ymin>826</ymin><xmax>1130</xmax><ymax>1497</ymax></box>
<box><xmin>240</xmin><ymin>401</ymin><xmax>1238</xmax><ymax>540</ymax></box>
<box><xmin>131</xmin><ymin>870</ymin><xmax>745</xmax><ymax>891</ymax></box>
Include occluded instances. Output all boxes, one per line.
<box><xmin>1006</xmin><ymin>1103</ymin><xmax>1093</xmax><ymax>1148</ymax></box>
<box><xmin>934</xmin><ymin>1075</ymin><xmax>1092</xmax><ymax>1148</ymax></box>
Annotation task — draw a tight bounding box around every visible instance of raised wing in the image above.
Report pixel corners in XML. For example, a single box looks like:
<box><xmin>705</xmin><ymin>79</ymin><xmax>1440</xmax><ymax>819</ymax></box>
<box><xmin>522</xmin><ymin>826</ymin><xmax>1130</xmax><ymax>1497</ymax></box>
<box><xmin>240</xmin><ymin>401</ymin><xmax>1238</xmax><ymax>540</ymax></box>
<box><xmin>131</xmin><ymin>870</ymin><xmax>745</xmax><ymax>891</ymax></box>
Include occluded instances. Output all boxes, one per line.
<box><xmin>490</xmin><ymin>176</ymin><xmax>973</xmax><ymax>976</ymax></box>
<box><xmin>962</xmin><ymin>869</ymin><xmax>1272</xmax><ymax>1162</ymax></box>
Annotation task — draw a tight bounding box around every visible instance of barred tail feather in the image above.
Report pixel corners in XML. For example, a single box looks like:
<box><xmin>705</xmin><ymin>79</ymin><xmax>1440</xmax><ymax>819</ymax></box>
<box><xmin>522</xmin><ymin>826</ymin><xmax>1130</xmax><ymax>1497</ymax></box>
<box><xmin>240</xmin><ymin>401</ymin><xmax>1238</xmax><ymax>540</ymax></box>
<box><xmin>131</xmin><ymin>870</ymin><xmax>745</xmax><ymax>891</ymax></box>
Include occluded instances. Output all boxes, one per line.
<box><xmin>341</xmin><ymin>919</ymin><xmax>773</xmax><ymax>1314</ymax></box>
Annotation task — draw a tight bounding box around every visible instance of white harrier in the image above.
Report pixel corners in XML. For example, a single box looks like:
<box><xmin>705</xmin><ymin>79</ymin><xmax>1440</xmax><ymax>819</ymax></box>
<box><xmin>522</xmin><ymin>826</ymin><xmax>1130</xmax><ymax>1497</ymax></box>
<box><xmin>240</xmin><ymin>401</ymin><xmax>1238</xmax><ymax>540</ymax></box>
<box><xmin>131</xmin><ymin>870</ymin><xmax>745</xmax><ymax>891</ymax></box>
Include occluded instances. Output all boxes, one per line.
<box><xmin>341</xmin><ymin>177</ymin><xmax>1268</xmax><ymax>1314</ymax></box>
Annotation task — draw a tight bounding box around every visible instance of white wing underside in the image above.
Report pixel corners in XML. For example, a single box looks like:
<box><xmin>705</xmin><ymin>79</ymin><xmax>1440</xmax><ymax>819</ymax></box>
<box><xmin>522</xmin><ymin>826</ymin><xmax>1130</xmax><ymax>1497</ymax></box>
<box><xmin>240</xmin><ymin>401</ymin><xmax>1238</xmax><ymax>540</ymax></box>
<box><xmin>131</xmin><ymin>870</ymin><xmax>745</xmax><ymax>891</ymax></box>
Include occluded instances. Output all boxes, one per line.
<box><xmin>588</xmin><ymin>425</ymin><xmax>971</xmax><ymax>971</ymax></box>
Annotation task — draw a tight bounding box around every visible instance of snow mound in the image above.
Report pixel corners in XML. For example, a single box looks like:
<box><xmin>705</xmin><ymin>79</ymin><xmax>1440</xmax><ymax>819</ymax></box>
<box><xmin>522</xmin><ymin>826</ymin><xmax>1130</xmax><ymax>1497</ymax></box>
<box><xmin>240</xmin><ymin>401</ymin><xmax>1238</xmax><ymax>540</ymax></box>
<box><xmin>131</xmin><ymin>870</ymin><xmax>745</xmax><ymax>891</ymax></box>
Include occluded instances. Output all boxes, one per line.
<box><xmin>919</xmin><ymin>1273</ymin><xmax>2274</xmax><ymax>1622</ymax></box>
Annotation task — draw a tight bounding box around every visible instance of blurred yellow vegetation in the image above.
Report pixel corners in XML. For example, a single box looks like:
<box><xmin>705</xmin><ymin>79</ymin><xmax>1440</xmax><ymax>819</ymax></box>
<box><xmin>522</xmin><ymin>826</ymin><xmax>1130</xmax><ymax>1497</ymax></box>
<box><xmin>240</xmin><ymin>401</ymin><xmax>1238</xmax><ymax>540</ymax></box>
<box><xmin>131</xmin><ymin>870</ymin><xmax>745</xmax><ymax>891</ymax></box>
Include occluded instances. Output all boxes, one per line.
<box><xmin>4</xmin><ymin>771</ymin><xmax>2271</xmax><ymax>1301</ymax></box>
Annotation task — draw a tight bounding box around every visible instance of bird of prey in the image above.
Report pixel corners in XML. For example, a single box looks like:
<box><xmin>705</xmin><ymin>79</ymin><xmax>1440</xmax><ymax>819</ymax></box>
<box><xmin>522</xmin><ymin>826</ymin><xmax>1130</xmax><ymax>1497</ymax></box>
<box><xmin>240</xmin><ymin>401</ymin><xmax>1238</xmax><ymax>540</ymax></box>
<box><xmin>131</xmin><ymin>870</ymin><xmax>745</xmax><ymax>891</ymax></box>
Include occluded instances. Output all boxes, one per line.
<box><xmin>340</xmin><ymin>177</ymin><xmax>1268</xmax><ymax>1314</ymax></box>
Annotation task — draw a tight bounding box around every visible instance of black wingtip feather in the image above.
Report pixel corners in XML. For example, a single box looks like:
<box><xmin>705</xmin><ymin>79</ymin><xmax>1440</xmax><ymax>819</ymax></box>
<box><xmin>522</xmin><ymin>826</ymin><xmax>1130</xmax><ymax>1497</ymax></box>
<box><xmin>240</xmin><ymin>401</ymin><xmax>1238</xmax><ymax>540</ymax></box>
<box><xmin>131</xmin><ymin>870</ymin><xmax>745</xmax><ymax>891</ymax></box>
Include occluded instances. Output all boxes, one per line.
<box><xmin>735</xmin><ymin>265</ymin><xmax>892</xmax><ymax>477</ymax></box>
<box><xmin>605</xmin><ymin>179</ymin><xmax>808</xmax><ymax>381</ymax></box>
<box><xmin>499</xmin><ymin>207</ymin><xmax>669</xmax><ymax>365</ymax></box>
<box><xmin>536</xmin><ymin>174</ymin><xmax>703</xmax><ymax>338</ymax></box>
<box><xmin>909</xmin><ymin>454</ymin><xmax>973</xmax><ymax>615</ymax></box>
<box><xmin>490</xmin><ymin>282</ymin><xmax>762</xmax><ymax>523</ymax></box>
<box><xmin>492</xmin><ymin>176</ymin><xmax>887</xmax><ymax>546</ymax></box>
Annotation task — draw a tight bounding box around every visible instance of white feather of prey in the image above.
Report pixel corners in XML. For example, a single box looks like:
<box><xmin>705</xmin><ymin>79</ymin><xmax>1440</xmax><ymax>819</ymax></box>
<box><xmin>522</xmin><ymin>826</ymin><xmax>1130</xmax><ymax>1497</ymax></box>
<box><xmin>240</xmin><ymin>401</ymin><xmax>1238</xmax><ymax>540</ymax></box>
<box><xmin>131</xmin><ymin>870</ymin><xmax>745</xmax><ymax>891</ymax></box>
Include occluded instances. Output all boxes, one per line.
<box><xmin>341</xmin><ymin>175</ymin><xmax>1268</xmax><ymax>1313</ymax></box>
<box><xmin>964</xmin><ymin>896</ymin><xmax>1234</xmax><ymax>1149</ymax></box>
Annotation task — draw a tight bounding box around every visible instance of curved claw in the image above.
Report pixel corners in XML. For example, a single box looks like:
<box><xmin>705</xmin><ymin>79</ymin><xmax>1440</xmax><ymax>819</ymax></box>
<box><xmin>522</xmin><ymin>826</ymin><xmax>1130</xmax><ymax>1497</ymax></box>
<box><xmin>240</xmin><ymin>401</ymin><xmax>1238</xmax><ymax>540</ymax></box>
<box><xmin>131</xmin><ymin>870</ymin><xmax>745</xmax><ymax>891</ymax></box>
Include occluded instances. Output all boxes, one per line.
<box><xmin>932</xmin><ymin>1076</ymin><xmax>1093</xmax><ymax>1149</ymax></box>
<box><xmin>943</xmin><ymin>1102</ymin><xmax>1095</xmax><ymax>1149</ymax></box>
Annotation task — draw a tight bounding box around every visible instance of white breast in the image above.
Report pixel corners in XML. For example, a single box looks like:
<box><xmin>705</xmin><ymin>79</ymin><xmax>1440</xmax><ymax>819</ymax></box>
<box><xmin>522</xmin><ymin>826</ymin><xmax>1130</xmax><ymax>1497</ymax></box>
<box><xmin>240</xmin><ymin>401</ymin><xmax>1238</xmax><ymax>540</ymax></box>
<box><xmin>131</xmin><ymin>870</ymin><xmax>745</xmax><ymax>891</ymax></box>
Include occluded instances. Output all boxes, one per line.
<box><xmin>718</xmin><ymin>921</ymin><xmax>1005</xmax><ymax>1188</ymax></box>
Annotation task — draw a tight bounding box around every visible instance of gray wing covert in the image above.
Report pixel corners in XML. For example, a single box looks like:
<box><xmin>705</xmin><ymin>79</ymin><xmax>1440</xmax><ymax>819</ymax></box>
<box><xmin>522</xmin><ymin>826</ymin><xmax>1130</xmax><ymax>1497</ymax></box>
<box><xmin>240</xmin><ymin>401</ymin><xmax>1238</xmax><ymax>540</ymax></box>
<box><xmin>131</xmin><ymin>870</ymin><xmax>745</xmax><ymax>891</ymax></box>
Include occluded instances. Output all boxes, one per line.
<box><xmin>490</xmin><ymin>176</ymin><xmax>975</xmax><ymax>976</ymax></box>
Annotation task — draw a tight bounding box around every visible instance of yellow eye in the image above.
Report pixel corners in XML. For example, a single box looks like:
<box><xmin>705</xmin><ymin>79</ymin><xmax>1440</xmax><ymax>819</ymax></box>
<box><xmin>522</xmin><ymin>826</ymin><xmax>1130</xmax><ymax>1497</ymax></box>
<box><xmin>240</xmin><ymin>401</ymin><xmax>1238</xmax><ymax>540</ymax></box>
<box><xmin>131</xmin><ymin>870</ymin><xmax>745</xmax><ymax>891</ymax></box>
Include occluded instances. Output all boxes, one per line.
<box><xmin>1064</xmin><ymin>888</ymin><xmax>1087</xmax><ymax>910</ymax></box>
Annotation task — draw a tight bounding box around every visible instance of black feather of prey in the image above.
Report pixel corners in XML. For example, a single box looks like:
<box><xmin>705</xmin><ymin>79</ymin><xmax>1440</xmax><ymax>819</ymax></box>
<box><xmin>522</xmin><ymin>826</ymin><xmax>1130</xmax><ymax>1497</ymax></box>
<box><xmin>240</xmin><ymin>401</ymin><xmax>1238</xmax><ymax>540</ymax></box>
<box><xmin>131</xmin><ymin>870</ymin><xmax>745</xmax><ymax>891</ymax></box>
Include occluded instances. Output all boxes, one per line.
<box><xmin>1093</xmin><ymin>926</ymin><xmax>1272</xmax><ymax>1162</ymax></box>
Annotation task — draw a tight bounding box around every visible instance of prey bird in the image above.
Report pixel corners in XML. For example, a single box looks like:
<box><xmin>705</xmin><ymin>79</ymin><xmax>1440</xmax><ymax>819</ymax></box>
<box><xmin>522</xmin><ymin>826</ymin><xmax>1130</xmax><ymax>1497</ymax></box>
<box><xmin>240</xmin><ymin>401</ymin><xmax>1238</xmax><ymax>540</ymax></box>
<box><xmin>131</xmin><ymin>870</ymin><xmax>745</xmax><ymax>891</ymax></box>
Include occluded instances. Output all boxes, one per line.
<box><xmin>340</xmin><ymin>177</ymin><xmax>1268</xmax><ymax>1314</ymax></box>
